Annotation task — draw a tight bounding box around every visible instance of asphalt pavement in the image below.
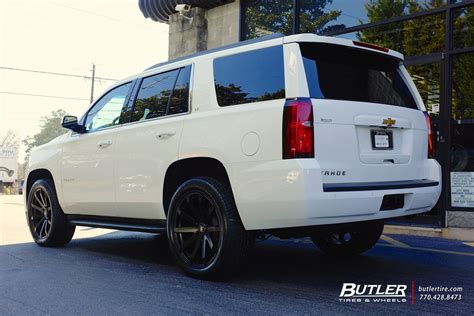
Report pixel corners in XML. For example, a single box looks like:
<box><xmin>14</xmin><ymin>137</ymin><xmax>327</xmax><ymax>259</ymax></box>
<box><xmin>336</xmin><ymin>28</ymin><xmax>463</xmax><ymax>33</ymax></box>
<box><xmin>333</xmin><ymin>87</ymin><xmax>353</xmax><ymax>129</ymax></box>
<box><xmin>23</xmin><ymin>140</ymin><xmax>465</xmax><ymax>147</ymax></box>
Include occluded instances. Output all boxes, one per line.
<box><xmin>1</xmin><ymin>195</ymin><xmax>473</xmax><ymax>315</ymax></box>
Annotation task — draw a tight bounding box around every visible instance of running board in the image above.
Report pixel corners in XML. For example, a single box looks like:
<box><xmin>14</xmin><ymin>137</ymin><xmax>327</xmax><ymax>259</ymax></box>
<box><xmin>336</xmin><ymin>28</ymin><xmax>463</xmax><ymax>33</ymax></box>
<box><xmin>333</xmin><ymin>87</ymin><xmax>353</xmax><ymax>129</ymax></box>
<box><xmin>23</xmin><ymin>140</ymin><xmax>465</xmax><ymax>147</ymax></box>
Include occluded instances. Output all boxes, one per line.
<box><xmin>67</xmin><ymin>215</ymin><xmax>167</xmax><ymax>233</ymax></box>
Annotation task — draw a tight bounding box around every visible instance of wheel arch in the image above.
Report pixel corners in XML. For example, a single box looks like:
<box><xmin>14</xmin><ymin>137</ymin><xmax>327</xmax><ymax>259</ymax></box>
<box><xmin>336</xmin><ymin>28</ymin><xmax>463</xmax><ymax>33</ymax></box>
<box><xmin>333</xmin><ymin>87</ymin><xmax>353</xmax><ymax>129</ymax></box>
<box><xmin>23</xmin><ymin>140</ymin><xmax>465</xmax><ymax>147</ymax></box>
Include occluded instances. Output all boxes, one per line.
<box><xmin>163</xmin><ymin>157</ymin><xmax>234</xmax><ymax>214</ymax></box>
<box><xmin>26</xmin><ymin>168</ymin><xmax>56</xmax><ymax>199</ymax></box>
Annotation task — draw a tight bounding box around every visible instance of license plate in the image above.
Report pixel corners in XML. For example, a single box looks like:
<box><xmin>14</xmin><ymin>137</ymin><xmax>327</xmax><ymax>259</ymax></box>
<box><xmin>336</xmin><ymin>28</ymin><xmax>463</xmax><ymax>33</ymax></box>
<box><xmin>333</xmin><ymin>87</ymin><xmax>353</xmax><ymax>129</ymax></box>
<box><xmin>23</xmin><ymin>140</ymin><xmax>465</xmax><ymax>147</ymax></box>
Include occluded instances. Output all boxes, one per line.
<box><xmin>371</xmin><ymin>130</ymin><xmax>393</xmax><ymax>150</ymax></box>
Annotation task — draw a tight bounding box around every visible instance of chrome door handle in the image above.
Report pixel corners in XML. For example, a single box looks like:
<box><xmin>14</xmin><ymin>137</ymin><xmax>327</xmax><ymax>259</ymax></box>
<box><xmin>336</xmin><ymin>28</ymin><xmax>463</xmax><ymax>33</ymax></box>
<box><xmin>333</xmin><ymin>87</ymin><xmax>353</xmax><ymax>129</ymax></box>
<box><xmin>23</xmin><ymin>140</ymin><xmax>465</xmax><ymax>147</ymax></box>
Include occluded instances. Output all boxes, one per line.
<box><xmin>97</xmin><ymin>140</ymin><xmax>112</xmax><ymax>148</ymax></box>
<box><xmin>156</xmin><ymin>131</ymin><xmax>176</xmax><ymax>140</ymax></box>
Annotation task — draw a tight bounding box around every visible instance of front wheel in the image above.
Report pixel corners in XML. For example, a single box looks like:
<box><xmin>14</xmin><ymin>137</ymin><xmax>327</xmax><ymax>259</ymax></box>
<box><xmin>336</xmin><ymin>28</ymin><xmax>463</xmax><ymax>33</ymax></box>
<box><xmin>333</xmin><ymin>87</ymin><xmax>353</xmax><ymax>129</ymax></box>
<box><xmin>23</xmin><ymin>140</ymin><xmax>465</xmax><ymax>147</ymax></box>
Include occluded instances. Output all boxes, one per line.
<box><xmin>311</xmin><ymin>221</ymin><xmax>384</xmax><ymax>256</ymax></box>
<box><xmin>27</xmin><ymin>179</ymin><xmax>75</xmax><ymax>247</ymax></box>
<box><xmin>166</xmin><ymin>177</ymin><xmax>249</xmax><ymax>279</ymax></box>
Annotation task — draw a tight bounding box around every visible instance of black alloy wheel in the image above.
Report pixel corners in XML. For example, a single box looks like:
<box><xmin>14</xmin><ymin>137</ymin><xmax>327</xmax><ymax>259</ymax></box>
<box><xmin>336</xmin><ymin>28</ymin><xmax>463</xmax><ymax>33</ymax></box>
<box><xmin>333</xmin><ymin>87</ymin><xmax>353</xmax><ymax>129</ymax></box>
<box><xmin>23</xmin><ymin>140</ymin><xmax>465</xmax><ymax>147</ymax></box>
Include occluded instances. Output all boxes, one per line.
<box><xmin>167</xmin><ymin>177</ymin><xmax>249</xmax><ymax>279</ymax></box>
<box><xmin>29</xmin><ymin>187</ymin><xmax>53</xmax><ymax>240</ymax></box>
<box><xmin>27</xmin><ymin>179</ymin><xmax>75</xmax><ymax>247</ymax></box>
<box><xmin>171</xmin><ymin>191</ymin><xmax>224</xmax><ymax>268</ymax></box>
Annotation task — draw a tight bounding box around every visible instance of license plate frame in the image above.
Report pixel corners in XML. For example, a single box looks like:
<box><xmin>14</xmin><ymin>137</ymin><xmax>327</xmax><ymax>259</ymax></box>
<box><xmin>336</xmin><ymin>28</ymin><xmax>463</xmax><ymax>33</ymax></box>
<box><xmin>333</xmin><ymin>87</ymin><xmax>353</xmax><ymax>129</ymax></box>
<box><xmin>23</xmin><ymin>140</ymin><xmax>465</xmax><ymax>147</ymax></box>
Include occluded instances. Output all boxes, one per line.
<box><xmin>371</xmin><ymin>129</ymin><xmax>393</xmax><ymax>150</ymax></box>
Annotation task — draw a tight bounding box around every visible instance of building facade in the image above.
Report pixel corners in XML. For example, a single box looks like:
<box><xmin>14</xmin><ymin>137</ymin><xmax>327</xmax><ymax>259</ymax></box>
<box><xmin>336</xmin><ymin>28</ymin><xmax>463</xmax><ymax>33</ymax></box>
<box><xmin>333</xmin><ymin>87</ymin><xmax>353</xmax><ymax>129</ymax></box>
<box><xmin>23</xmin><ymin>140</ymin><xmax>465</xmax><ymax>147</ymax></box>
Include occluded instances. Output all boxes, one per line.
<box><xmin>139</xmin><ymin>0</ymin><xmax>474</xmax><ymax>228</ymax></box>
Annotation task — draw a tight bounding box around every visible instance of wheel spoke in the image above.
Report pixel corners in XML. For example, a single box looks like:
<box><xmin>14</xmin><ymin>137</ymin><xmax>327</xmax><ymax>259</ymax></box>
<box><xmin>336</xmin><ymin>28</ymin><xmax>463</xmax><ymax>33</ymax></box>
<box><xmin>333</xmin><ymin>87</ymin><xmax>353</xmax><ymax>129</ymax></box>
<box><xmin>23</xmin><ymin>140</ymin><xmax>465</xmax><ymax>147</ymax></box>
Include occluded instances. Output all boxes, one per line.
<box><xmin>205</xmin><ymin>205</ymin><xmax>215</xmax><ymax>223</ymax></box>
<box><xmin>186</xmin><ymin>196</ymin><xmax>201</xmax><ymax>220</ymax></box>
<box><xmin>44</xmin><ymin>220</ymin><xmax>50</xmax><ymax>236</ymax></box>
<box><xmin>35</xmin><ymin>217</ymin><xmax>45</xmax><ymax>232</ymax></box>
<box><xmin>204</xmin><ymin>233</ymin><xmax>214</xmax><ymax>250</ymax></box>
<box><xmin>180</xmin><ymin>233</ymin><xmax>199</xmax><ymax>251</ymax></box>
<box><xmin>190</xmin><ymin>234</ymin><xmax>203</xmax><ymax>261</ymax></box>
<box><xmin>31</xmin><ymin>204</ymin><xmax>43</xmax><ymax>212</ymax></box>
<box><xmin>197</xmin><ymin>195</ymin><xmax>206</xmax><ymax>219</ymax></box>
<box><xmin>201</xmin><ymin>234</ymin><xmax>207</xmax><ymax>259</ymax></box>
<box><xmin>206</xmin><ymin>226</ymin><xmax>220</xmax><ymax>233</ymax></box>
<box><xmin>38</xmin><ymin>191</ymin><xmax>47</xmax><ymax>208</ymax></box>
<box><xmin>175</xmin><ymin>227</ymin><xmax>199</xmax><ymax>233</ymax></box>
<box><xmin>178</xmin><ymin>208</ymin><xmax>197</xmax><ymax>224</ymax></box>
<box><xmin>34</xmin><ymin>191</ymin><xmax>45</xmax><ymax>208</ymax></box>
<box><xmin>39</xmin><ymin>220</ymin><xmax>47</xmax><ymax>238</ymax></box>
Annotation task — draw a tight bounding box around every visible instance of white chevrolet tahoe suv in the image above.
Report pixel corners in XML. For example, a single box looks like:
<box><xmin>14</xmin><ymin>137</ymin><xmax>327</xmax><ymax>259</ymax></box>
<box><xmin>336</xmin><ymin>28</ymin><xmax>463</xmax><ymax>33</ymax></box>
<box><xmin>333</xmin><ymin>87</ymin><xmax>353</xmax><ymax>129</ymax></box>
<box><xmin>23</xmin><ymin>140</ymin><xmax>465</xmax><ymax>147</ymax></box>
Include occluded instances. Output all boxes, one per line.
<box><xmin>25</xmin><ymin>33</ymin><xmax>441</xmax><ymax>278</ymax></box>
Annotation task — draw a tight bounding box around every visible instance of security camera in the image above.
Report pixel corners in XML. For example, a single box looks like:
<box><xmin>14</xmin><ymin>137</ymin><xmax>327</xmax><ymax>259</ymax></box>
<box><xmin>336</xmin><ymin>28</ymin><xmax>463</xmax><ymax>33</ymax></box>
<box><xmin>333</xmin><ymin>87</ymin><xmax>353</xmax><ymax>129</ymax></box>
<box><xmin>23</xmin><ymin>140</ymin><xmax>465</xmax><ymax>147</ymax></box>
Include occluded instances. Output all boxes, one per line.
<box><xmin>175</xmin><ymin>4</ymin><xmax>193</xmax><ymax>23</ymax></box>
<box><xmin>175</xmin><ymin>4</ymin><xmax>191</xmax><ymax>13</ymax></box>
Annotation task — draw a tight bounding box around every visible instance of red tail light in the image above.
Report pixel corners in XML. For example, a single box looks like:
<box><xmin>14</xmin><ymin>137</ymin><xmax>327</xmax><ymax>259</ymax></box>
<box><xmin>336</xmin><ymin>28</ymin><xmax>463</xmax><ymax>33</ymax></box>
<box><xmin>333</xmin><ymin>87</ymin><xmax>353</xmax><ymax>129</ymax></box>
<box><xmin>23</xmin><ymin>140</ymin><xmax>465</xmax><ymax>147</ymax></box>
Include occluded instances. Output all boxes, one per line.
<box><xmin>283</xmin><ymin>98</ymin><xmax>314</xmax><ymax>159</ymax></box>
<box><xmin>353</xmin><ymin>41</ymin><xmax>389</xmax><ymax>53</ymax></box>
<box><xmin>424</xmin><ymin>111</ymin><xmax>434</xmax><ymax>158</ymax></box>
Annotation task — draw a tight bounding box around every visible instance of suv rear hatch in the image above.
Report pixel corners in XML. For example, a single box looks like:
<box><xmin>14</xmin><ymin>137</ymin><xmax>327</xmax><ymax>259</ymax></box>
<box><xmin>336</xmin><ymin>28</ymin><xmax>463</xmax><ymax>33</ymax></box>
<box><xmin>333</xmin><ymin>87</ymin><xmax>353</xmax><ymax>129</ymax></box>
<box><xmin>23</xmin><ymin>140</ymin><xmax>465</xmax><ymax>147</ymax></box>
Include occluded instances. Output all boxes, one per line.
<box><xmin>298</xmin><ymin>42</ymin><xmax>430</xmax><ymax>186</ymax></box>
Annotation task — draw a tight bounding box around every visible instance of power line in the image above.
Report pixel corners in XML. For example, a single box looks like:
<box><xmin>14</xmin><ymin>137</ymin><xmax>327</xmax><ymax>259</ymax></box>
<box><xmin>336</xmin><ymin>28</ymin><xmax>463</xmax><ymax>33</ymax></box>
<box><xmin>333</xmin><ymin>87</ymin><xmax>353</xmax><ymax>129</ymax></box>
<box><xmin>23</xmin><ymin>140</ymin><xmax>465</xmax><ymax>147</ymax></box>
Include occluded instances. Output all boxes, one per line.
<box><xmin>0</xmin><ymin>66</ymin><xmax>118</xmax><ymax>81</ymax></box>
<box><xmin>48</xmin><ymin>2</ymin><xmax>146</xmax><ymax>28</ymax></box>
<box><xmin>0</xmin><ymin>91</ymin><xmax>89</xmax><ymax>101</ymax></box>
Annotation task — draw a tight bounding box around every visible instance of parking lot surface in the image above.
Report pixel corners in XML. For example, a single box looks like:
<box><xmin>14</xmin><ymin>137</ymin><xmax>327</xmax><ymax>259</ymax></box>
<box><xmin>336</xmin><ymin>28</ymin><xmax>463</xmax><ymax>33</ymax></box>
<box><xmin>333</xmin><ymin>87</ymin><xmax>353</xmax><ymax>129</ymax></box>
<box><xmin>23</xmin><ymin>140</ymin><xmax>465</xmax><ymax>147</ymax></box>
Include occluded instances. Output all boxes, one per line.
<box><xmin>1</xmin><ymin>195</ymin><xmax>473</xmax><ymax>315</ymax></box>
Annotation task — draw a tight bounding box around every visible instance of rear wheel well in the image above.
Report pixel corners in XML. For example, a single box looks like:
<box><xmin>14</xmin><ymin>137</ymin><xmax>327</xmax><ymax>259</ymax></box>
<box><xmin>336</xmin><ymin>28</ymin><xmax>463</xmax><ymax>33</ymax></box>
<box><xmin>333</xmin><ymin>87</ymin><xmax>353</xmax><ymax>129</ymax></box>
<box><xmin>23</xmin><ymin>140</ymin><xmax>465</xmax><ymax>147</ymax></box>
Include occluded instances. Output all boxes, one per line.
<box><xmin>163</xmin><ymin>158</ymin><xmax>233</xmax><ymax>214</ymax></box>
<box><xmin>26</xmin><ymin>169</ymin><xmax>54</xmax><ymax>198</ymax></box>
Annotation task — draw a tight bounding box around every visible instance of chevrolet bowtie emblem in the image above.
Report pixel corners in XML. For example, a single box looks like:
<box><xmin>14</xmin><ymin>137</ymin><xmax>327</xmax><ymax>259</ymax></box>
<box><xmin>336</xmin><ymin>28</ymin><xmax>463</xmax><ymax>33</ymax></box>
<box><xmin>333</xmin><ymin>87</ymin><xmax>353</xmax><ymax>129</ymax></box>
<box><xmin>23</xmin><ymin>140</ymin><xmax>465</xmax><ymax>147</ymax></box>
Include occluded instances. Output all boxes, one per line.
<box><xmin>383</xmin><ymin>117</ymin><xmax>396</xmax><ymax>127</ymax></box>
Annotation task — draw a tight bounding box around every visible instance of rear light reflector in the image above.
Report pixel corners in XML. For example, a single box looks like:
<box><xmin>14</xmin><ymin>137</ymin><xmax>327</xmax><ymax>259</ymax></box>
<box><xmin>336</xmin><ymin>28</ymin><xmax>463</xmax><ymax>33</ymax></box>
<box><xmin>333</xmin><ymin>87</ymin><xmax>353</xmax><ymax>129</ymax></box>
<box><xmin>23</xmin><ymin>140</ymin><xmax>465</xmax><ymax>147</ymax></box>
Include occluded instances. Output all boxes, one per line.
<box><xmin>424</xmin><ymin>111</ymin><xmax>434</xmax><ymax>158</ymax></box>
<box><xmin>353</xmin><ymin>41</ymin><xmax>389</xmax><ymax>53</ymax></box>
<box><xmin>283</xmin><ymin>98</ymin><xmax>314</xmax><ymax>159</ymax></box>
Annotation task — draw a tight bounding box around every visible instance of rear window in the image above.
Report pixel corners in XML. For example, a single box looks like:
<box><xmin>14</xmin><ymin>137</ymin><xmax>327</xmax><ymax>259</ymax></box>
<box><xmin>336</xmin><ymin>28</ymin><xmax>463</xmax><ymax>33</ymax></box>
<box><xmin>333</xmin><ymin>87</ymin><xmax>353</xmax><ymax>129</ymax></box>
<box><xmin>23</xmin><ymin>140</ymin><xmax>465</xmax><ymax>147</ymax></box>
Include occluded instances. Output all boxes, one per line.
<box><xmin>300</xmin><ymin>43</ymin><xmax>418</xmax><ymax>109</ymax></box>
<box><xmin>213</xmin><ymin>46</ymin><xmax>285</xmax><ymax>107</ymax></box>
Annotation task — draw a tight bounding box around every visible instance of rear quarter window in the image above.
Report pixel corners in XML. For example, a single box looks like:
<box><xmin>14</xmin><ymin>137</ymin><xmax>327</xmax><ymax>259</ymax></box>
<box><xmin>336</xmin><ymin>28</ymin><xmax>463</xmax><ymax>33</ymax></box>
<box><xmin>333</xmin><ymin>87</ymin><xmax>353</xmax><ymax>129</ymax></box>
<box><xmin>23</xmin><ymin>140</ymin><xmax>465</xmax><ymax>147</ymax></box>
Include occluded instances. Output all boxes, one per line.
<box><xmin>213</xmin><ymin>46</ymin><xmax>285</xmax><ymax>107</ymax></box>
<box><xmin>300</xmin><ymin>43</ymin><xmax>418</xmax><ymax>110</ymax></box>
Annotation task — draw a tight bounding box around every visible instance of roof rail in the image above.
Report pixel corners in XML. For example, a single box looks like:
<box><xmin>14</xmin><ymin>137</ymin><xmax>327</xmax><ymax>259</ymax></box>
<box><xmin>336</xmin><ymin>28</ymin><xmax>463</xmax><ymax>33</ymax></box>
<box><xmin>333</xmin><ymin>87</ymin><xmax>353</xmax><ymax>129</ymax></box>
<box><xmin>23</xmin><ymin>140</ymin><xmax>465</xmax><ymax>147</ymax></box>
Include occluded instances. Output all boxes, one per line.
<box><xmin>145</xmin><ymin>33</ymin><xmax>285</xmax><ymax>71</ymax></box>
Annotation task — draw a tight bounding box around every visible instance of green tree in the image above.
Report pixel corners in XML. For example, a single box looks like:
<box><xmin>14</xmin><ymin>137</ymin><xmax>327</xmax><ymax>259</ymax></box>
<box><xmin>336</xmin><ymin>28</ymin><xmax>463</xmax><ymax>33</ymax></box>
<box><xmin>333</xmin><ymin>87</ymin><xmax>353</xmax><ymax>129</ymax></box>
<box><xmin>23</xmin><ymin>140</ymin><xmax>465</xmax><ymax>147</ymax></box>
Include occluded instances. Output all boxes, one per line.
<box><xmin>451</xmin><ymin>7</ymin><xmax>474</xmax><ymax>119</ymax></box>
<box><xmin>23</xmin><ymin>109</ymin><xmax>69</xmax><ymax>161</ymax></box>
<box><xmin>243</xmin><ymin>0</ymin><xmax>343</xmax><ymax>39</ymax></box>
<box><xmin>357</xmin><ymin>0</ymin><xmax>407</xmax><ymax>52</ymax></box>
<box><xmin>358</xmin><ymin>0</ymin><xmax>445</xmax><ymax>55</ymax></box>
<box><xmin>358</xmin><ymin>0</ymin><xmax>446</xmax><ymax>115</ymax></box>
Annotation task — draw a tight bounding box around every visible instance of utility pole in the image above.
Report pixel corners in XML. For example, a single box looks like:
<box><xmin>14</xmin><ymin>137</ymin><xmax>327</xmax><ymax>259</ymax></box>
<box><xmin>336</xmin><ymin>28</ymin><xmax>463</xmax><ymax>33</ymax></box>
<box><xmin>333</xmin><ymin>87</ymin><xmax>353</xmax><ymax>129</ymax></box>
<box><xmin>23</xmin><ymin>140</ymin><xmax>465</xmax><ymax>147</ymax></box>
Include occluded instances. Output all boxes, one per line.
<box><xmin>90</xmin><ymin>63</ymin><xmax>95</xmax><ymax>103</ymax></box>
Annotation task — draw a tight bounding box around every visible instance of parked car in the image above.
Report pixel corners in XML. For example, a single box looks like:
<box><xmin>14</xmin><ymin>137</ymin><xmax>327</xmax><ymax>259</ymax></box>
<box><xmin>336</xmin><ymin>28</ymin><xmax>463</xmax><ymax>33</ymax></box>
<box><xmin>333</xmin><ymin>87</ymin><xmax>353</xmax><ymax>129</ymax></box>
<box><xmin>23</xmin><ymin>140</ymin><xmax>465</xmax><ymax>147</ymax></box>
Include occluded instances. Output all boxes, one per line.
<box><xmin>24</xmin><ymin>33</ymin><xmax>441</xmax><ymax>278</ymax></box>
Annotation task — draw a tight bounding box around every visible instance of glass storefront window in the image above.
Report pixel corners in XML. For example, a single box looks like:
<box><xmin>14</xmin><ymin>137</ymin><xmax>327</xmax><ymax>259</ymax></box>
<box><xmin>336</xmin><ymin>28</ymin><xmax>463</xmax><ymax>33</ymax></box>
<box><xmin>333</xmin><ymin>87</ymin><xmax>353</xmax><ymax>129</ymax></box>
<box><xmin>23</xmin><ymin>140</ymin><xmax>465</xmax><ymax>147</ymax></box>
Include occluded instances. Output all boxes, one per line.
<box><xmin>452</xmin><ymin>5</ymin><xmax>474</xmax><ymax>49</ymax></box>
<box><xmin>451</xmin><ymin>52</ymin><xmax>474</xmax><ymax>172</ymax></box>
<box><xmin>242</xmin><ymin>0</ymin><xmax>293</xmax><ymax>40</ymax></box>
<box><xmin>241</xmin><ymin>0</ymin><xmax>447</xmax><ymax>40</ymax></box>
<box><xmin>407</xmin><ymin>63</ymin><xmax>441</xmax><ymax>159</ymax></box>
<box><xmin>336</xmin><ymin>13</ymin><xmax>445</xmax><ymax>57</ymax></box>
<box><xmin>301</xmin><ymin>0</ymin><xmax>446</xmax><ymax>34</ymax></box>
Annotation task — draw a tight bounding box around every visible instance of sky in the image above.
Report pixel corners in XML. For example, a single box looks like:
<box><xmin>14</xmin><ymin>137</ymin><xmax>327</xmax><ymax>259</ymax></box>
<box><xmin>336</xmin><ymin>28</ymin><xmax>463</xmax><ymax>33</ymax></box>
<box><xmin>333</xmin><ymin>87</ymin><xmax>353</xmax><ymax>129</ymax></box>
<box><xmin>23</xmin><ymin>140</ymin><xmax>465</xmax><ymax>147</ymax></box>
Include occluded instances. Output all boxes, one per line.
<box><xmin>0</xmin><ymin>0</ymin><xmax>169</xmax><ymax>161</ymax></box>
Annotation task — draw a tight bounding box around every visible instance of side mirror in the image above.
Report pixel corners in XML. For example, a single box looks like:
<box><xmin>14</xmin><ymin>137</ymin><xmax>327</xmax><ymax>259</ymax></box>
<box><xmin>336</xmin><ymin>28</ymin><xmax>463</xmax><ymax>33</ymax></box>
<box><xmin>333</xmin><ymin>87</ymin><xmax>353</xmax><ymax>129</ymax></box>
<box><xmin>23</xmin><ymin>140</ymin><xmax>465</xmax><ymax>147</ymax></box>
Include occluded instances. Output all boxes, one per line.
<box><xmin>62</xmin><ymin>116</ymin><xmax>85</xmax><ymax>133</ymax></box>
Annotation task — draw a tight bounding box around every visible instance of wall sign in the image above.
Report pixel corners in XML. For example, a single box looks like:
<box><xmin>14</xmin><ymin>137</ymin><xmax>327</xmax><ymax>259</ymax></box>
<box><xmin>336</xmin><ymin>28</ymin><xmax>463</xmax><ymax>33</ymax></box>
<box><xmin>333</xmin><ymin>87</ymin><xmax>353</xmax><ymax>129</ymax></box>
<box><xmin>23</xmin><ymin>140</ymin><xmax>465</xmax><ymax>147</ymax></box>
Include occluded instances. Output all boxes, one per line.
<box><xmin>0</xmin><ymin>147</ymin><xmax>17</xmax><ymax>183</ymax></box>
<box><xmin>451</xmin><ymin>172</ymin><xmax>474</xmax><ymax>208</ymax></box>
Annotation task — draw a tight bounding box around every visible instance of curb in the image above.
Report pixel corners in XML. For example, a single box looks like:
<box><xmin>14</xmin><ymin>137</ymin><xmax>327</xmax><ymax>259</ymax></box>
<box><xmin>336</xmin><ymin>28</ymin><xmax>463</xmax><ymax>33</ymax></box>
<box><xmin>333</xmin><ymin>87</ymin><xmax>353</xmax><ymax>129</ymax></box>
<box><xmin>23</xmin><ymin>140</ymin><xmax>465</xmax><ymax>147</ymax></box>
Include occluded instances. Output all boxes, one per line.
<box><xmin>384</xmin><ymin>225</ymin><xmax>474</xmax><ymax>242</ymax></box>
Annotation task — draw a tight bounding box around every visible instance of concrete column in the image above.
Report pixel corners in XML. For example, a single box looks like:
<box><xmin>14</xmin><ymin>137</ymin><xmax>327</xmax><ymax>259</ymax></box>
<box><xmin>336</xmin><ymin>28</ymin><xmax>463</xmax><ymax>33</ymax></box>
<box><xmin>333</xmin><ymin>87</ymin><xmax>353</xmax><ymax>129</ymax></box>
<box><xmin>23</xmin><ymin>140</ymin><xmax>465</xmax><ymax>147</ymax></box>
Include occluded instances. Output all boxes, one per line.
<box><xmin>206</xmin><ymin>1</ymin><xmax>240</xmax><ymax>50</ymax></box>
<box><xmin>168</xmin><ymin>7</ymin><xmax>207</xmax><ymax>60</ymax></box>
<box><xmin>168</xmin><ymin>1</ymin><xmax>241</xmax><ymax>60</ymax></box>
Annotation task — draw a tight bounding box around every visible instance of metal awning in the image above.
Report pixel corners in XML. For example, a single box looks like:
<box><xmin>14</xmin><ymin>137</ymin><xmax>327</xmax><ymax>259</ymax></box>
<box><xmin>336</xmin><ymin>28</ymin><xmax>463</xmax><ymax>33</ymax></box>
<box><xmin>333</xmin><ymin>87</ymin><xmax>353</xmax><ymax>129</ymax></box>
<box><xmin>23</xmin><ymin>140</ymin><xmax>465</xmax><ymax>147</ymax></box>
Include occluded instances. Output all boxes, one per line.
<box><xmin>138</xmin><ymin>0</ymin><xmax>231</xmax><ymax>23</ymax></box>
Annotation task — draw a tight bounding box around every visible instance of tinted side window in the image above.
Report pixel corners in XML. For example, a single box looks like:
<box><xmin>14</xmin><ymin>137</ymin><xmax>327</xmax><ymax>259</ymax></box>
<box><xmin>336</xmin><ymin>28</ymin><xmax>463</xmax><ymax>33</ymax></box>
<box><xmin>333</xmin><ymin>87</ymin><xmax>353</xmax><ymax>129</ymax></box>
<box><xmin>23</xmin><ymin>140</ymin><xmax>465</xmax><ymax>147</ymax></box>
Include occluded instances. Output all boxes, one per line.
<box><xmin>213</xmin><ymin>46</ymin><xmax>285</xmax><ymax>107</ymax></box>
<box><xmin>168</xmin><ymin>66</ymin><xmax>191</xmax><ymax>115</ymax></box>
<box><xmin>85</xmin><ymin>82</ymin><xmax>132</xmax><ymax>132</ymax></box>
<box><xmin>132</xmin><ymin>69</ymin><xmax>179</xmax><ymax>121</ymax></box>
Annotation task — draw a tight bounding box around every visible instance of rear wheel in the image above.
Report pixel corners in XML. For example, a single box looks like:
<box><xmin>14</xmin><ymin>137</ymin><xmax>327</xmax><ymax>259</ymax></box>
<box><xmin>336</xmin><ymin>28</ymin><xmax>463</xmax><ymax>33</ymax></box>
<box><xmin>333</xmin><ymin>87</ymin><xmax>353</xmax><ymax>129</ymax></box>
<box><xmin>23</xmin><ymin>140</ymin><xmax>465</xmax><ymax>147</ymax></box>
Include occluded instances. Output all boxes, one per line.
<box><xmin>167</xmin><ymin>177</ymin><xmax>249</xmax><ymax>279</ymax></box>
<box><xmin>311</xmin><ymin>221</ymin><xmax>384</xmax><ymax>256</ymax></box>
<box><xmin>27</xmin><ymin>179</ymin><xmax>75</xmax><ymax>247</ymax></box>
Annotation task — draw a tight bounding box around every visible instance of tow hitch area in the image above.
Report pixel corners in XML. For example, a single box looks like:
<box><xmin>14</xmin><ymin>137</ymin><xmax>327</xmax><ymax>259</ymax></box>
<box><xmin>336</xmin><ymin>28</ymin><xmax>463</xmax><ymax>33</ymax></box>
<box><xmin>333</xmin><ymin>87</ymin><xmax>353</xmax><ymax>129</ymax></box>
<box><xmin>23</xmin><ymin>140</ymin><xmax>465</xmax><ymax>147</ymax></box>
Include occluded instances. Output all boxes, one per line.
<box><xmin>380</xmin><ymin>194</ymin><xmax>404</xmax><ymax>211</ymax></box>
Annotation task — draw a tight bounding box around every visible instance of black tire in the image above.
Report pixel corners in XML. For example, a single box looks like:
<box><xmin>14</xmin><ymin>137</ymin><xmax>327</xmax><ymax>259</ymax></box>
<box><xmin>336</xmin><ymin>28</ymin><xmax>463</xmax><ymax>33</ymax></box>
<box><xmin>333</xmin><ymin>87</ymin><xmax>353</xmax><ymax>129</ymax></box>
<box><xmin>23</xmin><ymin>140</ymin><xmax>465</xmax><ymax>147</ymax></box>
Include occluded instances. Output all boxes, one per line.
<box><xmin>27</xmin><ymin>179</ymin><xmax>75</xmax><ymax>247</ymax></box>
<box><xmin>311</xmin><ymin>221</ymin><xmax>384</xmax><ymax>256</ymax></box>
<box><xmin>166</xmin><ymin>177</ymin><xmax>249</xmax><ymax>279</ymax></box>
